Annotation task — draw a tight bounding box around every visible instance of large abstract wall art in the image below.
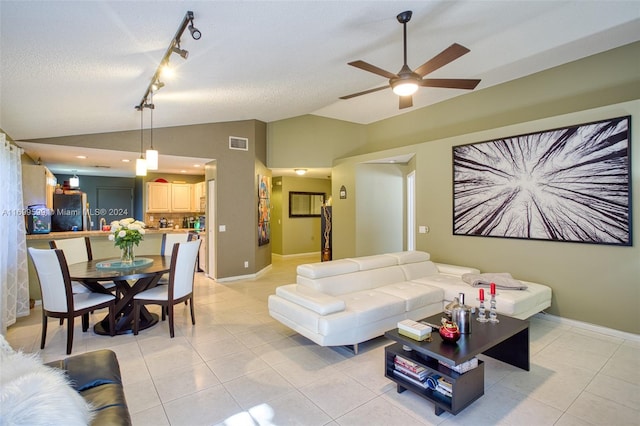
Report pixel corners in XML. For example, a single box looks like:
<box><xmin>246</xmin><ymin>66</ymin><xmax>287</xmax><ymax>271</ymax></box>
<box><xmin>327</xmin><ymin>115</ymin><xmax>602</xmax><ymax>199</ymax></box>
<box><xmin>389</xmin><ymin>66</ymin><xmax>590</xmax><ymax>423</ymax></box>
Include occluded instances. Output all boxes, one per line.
<box><xmin>453</xmin><ymin>116</ymin><xmax>631</xmax><ymax>246</ymax></box>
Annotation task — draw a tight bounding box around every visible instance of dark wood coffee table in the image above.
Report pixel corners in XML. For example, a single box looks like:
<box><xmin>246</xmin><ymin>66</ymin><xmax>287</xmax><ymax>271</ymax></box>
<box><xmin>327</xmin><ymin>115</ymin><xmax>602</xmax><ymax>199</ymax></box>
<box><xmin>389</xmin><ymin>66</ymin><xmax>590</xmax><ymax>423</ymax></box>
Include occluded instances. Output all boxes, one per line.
<box><xmin>384</xmin><ymin>312</ymin><xmax>529</xmax><ymax>415</ymax></box>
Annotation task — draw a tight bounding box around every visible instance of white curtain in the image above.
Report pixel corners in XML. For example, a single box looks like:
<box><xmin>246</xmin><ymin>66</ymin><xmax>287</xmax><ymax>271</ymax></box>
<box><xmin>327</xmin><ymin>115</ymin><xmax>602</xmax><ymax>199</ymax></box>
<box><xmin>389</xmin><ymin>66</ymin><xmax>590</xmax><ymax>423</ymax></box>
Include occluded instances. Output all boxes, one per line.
<box><xmin>0</xmin><ymin>132</ymin><xmax>29</xmax><ymax>334</ymax></box>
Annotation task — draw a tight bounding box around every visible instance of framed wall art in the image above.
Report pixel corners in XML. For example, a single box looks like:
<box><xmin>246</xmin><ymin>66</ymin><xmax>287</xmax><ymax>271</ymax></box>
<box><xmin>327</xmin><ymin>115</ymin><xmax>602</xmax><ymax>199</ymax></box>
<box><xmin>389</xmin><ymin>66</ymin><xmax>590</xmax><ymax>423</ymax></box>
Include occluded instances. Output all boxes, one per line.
<box><xmin>452</xmin><ymin>115</ymin><xmax>631</xmax><ymax>246</ymax></box>
<box><xmin>258</xmin><ymin>174</ymin><xmax>271</xmax><ymax>246</ymax></box>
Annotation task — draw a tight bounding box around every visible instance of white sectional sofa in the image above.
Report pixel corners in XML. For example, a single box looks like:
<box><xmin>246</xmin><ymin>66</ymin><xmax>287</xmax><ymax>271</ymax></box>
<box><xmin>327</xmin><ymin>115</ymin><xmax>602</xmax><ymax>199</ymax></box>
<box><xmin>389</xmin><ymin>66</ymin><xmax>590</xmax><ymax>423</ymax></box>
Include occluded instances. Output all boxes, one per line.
<box><xmin>268</xmin><ymin>251</ymin><xmax>552</xmax><ymax>352</ymax></box>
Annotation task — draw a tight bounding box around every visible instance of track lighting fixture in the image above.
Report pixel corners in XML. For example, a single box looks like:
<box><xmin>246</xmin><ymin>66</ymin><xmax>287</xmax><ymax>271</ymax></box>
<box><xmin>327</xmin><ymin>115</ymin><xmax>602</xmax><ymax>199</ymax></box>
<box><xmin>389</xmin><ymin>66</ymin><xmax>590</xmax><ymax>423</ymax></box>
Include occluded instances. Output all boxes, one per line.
<box><xmin>188</xmin><ymin>23</ymin><xmax>201</xmax><ymax>40</ymax></box>
<box><xmin>151</xmin><ymin>80</ymin><xmax>164</xmax><ymax>92</ymax></box>
<box><xmin>135</xmin><ymin>10</ymin><xmax>201</xmax><ymax>110</ymax></box>
<box><xmin>172</xmin><ymin>44</ymin><xmax>189</xmax><ymax>59</ymax></box>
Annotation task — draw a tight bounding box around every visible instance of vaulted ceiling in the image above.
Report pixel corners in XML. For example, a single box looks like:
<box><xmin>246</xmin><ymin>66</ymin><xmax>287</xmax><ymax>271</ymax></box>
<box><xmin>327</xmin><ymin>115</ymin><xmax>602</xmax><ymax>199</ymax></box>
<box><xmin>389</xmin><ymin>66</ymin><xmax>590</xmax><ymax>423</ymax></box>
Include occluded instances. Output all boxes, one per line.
<box><xmin>1</xmin><ymin>1</ymin><xmax>638</xmax><ymax>176</ymax></box>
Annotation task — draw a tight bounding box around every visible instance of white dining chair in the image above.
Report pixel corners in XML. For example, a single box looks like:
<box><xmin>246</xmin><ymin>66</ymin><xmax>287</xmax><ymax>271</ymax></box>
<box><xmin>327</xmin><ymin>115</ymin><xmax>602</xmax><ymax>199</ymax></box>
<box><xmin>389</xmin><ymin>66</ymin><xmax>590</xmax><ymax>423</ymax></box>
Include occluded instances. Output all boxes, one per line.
<box><xmin>49</xmin><ymin>237</ymin><xmax>118</xmax><ymax>295</ymax></box>
<box><xmin>133</xmin><ymin>239</ymin><xmax>201</xmax><ymax>338</ymax></box>
<box><xmin>157</xmin><ymin>232</ymin><xmax>197</xmax><ymax>285</ymax></box>
<box><xmin>28</xmin><ymin>247</ymin><xmax>116</xmax><ymax>354</ymax></box>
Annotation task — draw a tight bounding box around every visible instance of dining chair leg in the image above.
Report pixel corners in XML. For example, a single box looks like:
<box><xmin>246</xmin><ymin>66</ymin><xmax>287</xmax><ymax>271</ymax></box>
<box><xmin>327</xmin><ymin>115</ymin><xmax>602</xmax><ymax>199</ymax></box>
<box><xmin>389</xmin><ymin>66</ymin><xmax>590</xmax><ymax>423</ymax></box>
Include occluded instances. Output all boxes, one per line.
<box><xmin>66</xmin><ymin>316</ymin><xmax>74</xmax><ymax>355</ymax></box>
<box><xmin>189</xmin><ymin>296</ymin><xmax>195</xmax><ymax>325</ymax></box>
<box><xmin>168</xmin><ymin>304</ymin><xmax>175</xmax><ymax>338</ymax></box>
<box><xmin>161</xmin><ymin>306</ymin><xmax>166</xmax><ymax>321</ymax></box>
<box><xmin>59</xmin><ymin>318</ymin><xmax>64</xmax><ymax>325</ymax></box>
<box><xmin>40</xmin><ymin>312</ymin><xmax>48</xmax><ymax>349</ymax></box>
<box><xmin>108</xmin><ymin>304</ymin><xmax>116</xmax><ymax>337</ymax></box>
<box><xmin>82</xmin><ymin>313</ymin><xmax>89</xmax><ymax>332</ymax></box>
<box><xmin>132</xmin><ymin>301</ymin><xmax>140</xmax><ymax>335</ymax></box>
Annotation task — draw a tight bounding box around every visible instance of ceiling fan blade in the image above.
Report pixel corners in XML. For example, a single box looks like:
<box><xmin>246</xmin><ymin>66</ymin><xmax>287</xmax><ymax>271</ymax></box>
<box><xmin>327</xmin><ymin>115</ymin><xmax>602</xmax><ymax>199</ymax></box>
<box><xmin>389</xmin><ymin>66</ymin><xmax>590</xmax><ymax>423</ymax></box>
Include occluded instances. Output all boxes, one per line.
<box><xmin>420</xmin><ymin>78</ymin><xmax>481</xmax><ymax>90</ymax></box>
<box><xmin>340</xmin><ymin>85</ymin><xmax>389</xmax><ymax>100</ymax></box>
<box><xmin>399</xmin><ymin>95</ymin><xmax>413</xmax><ymax>109</ymax></box>
<box><xmin>348</xmin><ymin>60</ymin><xmax>398</xmax><ymax>79</ymax></box>
<box><xmin>414</xmin><ymin>43</ymin><xmax>471</xmax><ymax>77</ymax></box>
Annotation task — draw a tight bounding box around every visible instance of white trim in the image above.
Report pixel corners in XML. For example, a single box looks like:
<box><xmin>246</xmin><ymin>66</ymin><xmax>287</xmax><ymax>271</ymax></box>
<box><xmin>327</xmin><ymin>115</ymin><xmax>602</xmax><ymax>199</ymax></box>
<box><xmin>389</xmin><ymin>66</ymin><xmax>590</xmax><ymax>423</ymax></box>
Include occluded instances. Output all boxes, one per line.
<box><xmin>217</xmin><ymin>264</ymin><xmax>272</xmax><ymax>283</ymax></box>
<box><xmin>272</xmin><ymin>252</ymin><xmax>320</xmax><ymax>259</ymax></box>
<box><xmin>533</xmin><ymin>312</ymin><xmax>640</xmax><ymax>342</ymax></box>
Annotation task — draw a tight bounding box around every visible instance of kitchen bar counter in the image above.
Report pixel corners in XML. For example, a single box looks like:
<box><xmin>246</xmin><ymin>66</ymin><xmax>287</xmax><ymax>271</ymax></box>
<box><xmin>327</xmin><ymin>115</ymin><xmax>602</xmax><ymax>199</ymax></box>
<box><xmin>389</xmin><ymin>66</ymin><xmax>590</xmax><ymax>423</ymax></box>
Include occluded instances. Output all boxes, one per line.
<box><xmin>25</xmin><ymin>228</ymin><xmax>203</xmax><ymax>300</ymax></box>
<box><xmin>26</xmin><ymin>228</ymin><xmax>196</xmax><ymax>240</ymax></box>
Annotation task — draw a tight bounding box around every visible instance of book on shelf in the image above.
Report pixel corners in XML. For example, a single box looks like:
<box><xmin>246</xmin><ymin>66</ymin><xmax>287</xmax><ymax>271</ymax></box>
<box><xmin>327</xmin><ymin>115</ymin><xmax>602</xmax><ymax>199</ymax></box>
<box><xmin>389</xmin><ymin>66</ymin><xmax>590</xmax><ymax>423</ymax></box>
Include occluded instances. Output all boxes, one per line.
<box><xmin>394</xmin><ymin>355</ymin><xmax>426</xmax><ymax>375</ymax></box>
<box><xmin>392</xmin><ymin>369</ymin><xmax>428</xmax><ymax>389</ymax></box>
<box><xmin>394</xmin><ymin>363</ymin><xmax>428</xmax><ymax>381</ymax></box>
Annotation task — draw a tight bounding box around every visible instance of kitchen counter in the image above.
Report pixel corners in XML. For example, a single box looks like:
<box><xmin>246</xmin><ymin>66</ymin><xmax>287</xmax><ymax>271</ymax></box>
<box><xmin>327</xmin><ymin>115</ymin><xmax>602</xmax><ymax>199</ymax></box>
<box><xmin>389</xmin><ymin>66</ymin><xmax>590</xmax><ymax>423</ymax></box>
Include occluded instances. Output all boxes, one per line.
<box><xmin>25</xmin><ymin>228</ymin><xmax>203</xmax><ymax>300</ymax></box>
<box><xmin>26</xmin><ymin>228</ymin><xmax>196</xmax><ymax>240</ymax></box>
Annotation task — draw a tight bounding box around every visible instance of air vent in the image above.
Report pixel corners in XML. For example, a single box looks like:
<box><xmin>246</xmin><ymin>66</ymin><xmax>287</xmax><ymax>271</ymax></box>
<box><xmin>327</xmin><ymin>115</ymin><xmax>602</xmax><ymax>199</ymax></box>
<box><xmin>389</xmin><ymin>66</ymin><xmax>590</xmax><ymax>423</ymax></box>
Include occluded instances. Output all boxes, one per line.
<box><xmin>229</xmin><ymin>136</ymin><xmax>248</xmax><ymax>151</ymax></box>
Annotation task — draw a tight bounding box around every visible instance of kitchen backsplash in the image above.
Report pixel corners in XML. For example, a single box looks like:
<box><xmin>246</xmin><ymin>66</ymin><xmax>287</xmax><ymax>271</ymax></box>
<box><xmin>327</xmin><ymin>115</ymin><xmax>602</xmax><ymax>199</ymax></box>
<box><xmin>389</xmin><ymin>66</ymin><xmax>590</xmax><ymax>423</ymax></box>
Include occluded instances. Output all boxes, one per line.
<box><xmin>145</xmin><ymin>212</ymin><xmax>204</xmax><ymax>229</ymax></box>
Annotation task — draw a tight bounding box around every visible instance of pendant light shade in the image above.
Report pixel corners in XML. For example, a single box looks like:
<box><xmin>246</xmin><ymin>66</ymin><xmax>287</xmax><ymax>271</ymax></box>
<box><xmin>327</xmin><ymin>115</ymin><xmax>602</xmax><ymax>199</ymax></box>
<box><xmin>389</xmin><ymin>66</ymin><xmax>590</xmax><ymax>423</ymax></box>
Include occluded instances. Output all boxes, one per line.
<box><xmin>145</xmin><ymin>100</ymin><xmax>158</xmax><ymax>170</ymax></box>
<box><xmin>69</xmin><ymin>171</ymin><xmax>80</xmax><ymax>188</ymax></box>
<box><xmin>145</xmin><ymin>148</ymin><xmax>158</xmax><ymax>170</ymax></box>
<box><xmin>136</xmin><ymin>158</ymin><xmax>147</xmax><ymax>176</ymax></box>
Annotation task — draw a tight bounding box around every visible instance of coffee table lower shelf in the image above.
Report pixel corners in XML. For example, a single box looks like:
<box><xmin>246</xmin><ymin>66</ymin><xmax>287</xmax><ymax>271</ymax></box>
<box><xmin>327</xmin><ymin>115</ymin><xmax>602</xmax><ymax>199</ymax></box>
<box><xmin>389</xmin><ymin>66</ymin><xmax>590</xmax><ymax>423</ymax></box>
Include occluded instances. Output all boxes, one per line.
<box><xmin>385</xmin><ymin>342</ymin><xmax>485</xmax><ymax>416</ymax></box>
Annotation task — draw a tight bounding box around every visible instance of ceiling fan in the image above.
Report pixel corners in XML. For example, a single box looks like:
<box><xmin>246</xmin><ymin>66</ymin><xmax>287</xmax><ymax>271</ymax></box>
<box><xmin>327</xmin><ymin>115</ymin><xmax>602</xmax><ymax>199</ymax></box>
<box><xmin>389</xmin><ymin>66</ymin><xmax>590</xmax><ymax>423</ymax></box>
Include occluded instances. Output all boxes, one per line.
<box><xmin>340</xmin><ymin>10</ymin><xmax>481</xmax><ymax>109</ymax></box>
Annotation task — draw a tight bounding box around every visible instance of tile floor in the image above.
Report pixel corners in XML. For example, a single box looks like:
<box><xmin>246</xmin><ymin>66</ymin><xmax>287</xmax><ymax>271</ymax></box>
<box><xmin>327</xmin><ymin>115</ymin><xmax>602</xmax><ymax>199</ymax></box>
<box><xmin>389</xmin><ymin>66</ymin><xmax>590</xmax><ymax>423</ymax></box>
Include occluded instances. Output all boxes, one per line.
<box><xmin>5</xmin><ymin>254</ymin><xmax>639</xmax><ymax>426</ymax></box>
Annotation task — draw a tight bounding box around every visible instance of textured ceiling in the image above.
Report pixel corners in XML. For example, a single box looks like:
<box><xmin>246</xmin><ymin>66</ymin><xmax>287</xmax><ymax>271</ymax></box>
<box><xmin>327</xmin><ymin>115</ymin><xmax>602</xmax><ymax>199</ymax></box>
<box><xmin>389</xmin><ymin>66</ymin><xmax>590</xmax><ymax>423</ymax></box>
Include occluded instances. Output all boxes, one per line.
<box><xmin>1</xmin><ymin>1</ymin><xmax>639</xmax><ymax>177</ymax></box>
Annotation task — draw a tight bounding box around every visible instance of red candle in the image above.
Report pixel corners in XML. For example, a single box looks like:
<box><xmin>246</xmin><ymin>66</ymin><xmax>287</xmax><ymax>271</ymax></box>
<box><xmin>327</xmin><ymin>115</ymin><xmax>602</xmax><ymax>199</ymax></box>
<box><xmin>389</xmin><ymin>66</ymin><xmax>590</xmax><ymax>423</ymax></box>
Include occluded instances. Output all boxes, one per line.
<box><xmin>490</xmin><ymin>282</ymin><xmax>496</xmax><ymax>295</ymax></box>
<box><xmin>479</xmin><ymin>288</ymin><xmax>485</xmax><ymax>301</ymax></box>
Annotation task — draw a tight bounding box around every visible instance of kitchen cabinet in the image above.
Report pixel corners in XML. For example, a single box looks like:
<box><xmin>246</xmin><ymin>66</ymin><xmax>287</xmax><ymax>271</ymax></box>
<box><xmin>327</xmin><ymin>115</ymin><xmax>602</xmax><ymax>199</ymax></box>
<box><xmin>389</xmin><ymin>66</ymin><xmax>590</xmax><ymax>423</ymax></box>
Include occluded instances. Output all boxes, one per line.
<box><xmin>192</xmin><ymin>181</ymin><xmax>206</xmax><ymax>212</ymax></box>
<box><xmin>171</xmin><ymin>183</ymin><xmax>193</xmax><ymax>212</ymax></box>
<box><xmin>22</xmin><ymin>164</ymin><xmax>56</xmax><ymax>209</ymax></box>
<box><xmin>146</xmin><ymin>182</ymin><xmax>171</xmax><ymax>212</ymax></box>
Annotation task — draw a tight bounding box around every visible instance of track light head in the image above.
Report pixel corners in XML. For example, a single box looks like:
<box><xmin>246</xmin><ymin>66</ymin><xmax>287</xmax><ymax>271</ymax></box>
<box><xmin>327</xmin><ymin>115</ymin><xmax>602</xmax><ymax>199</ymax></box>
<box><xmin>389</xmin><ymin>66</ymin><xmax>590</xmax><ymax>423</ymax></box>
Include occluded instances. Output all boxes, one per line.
<box><xmin>151</xmin><ymin>81</ymin><xmax>165</xmax><ymax>92</ymax></box>
<box><xmin>188</xmin><ymin>23</ymin><xmax>201</xmax><ymax>40</ymax></box>
<box><xmin>172</xmin><ymin>45</ymin><xmax>189</xmax><ymax>59</ymax></box>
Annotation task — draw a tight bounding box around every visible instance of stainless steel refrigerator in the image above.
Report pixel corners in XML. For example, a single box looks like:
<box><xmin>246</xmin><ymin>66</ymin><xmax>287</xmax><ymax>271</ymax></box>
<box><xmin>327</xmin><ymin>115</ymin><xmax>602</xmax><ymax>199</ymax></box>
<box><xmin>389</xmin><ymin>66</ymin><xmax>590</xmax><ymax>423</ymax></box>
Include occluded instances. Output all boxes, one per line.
<box><xmin>52</xmin><ymin>193</ymin><xmax>88</xmax><ymax>231</ymax></box>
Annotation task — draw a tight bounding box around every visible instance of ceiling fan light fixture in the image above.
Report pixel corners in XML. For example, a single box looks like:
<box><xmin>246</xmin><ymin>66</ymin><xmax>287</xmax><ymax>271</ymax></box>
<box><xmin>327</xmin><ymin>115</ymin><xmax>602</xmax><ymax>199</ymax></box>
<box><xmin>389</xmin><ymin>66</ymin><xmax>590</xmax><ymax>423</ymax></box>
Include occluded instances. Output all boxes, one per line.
<box><xmin>392</xmin><ymin>80</ymin><xmax>419</xmax><ymax>96</ymax></box>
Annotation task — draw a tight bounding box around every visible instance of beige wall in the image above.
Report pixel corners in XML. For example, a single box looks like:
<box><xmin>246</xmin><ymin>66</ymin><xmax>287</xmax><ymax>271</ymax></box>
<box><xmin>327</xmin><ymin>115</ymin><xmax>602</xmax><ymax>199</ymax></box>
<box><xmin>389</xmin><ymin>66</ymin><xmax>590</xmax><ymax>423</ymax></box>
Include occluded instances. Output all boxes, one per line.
<box><xmin>275</xmin><ymin>176</ymin><xmax>332</xmax><ymax>256</ymax></box>
<box><xmin>21</xmin><ymin>120</ymin><xmax>269</xmax><ymax>280</ymax></box>
<box><xmin>268</xmin><ymin>42</ymin><xmax>640</xmax><ymax>334</ymax></box>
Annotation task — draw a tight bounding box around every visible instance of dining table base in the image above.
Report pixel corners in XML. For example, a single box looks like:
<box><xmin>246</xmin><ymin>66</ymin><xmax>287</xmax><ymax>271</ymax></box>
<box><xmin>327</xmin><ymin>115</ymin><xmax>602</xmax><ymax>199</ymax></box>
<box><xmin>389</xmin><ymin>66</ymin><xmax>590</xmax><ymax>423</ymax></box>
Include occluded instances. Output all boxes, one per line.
<box><xmin>94</xmin><ymin>312</ymin><xmax>159</xmax><ymax>336</ymax></box>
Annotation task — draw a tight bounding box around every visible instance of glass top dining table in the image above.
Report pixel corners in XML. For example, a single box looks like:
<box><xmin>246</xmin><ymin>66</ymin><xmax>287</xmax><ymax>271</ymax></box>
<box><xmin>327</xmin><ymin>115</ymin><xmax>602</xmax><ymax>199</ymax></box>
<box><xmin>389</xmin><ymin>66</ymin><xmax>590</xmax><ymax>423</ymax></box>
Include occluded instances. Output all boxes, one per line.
<box><xmin>67</xmin><ymin>255</ymin><xmax>171</xmax><ymax>335</ymax></box>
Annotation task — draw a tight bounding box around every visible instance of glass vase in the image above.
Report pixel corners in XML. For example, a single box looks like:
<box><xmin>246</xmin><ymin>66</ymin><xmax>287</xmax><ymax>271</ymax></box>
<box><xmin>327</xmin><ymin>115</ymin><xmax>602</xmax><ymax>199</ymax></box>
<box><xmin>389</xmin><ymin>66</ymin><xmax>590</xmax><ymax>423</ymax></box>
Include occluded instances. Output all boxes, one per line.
<box><xmin>120</xmin><ymin>241</ymin><xmax>135</xmax><ymax>265</ymax></box>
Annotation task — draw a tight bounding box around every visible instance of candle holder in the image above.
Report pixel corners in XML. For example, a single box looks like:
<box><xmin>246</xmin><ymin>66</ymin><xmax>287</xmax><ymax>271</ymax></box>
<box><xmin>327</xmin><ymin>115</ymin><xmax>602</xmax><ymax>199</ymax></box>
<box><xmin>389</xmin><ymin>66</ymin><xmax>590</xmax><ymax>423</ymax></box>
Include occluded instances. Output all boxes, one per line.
<box><xmin>489</xmin><ymin>294</ymin><xmax>499</xmax><ymax>323</ymax></box>
<box><xmin>477</xmin><ymin>298</ymin><xmax>489</xmax><ymax>322</ymax></box>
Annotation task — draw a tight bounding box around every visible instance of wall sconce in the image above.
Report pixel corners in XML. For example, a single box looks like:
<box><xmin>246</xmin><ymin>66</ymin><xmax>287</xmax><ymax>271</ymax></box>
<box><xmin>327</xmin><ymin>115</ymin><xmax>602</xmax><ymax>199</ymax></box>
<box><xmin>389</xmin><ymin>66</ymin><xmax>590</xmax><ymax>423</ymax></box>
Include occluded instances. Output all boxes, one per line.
<box><xmin>339</xmin><ymin>185</ymin><xmax>347</xmax><ymax>199</ymax></box>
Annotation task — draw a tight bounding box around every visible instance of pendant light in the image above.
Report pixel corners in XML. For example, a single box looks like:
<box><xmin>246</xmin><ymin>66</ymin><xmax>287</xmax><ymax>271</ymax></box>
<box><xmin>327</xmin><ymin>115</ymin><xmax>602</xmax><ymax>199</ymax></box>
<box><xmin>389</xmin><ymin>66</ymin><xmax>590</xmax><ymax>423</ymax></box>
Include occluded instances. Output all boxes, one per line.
<box><xmin>145</xmin><ymin>96</ymin><xmax>158</xmax><ymax>170</ymax></box>
<box><xmin>136</xmin><ymin>107</ymin><xmax>147</xmax><ymax>176</ymax></box>
<box><xmin>69</xmin><ymin>170</ymin><xmax>80</xmax><ymax>188</ymax></box>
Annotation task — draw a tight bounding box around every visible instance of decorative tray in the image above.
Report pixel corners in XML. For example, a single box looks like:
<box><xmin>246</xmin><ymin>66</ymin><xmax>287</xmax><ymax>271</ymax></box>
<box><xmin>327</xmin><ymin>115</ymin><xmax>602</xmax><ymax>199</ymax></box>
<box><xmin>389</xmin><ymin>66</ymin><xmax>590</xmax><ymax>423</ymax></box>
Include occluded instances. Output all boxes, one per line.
<box><xmin>96</xmin><ymin>257</ymin><xmax>153</xmax><ymax>269</ymax></box>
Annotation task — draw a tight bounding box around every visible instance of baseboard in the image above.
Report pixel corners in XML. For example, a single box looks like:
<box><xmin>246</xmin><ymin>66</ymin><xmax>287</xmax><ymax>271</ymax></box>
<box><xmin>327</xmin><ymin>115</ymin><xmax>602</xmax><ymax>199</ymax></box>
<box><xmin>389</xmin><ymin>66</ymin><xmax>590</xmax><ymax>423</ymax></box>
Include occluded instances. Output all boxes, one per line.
<box><xmin>217</xmin><ymin>263</ymin><xmax>272</xmax><ymax>283</ymax></box>
<box><xmin>533</xmin><ymin>312</ymin><xmax>640</xmax><ymax>342</ymax></box>
<box><xmin>272</xmin><ymin>252</ymin><xmax>320</xmax><ymax>259</ymax></box>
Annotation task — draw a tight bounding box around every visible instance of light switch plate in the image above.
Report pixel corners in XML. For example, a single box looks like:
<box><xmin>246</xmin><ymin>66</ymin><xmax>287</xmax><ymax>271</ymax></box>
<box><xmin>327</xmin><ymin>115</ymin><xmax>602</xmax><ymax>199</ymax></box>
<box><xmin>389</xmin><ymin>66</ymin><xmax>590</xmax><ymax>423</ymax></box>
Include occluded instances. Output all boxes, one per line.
<box><xmin>219</xmin><ymin>225</ymin><xmax>226</xmax><ymax>232</ymax></box>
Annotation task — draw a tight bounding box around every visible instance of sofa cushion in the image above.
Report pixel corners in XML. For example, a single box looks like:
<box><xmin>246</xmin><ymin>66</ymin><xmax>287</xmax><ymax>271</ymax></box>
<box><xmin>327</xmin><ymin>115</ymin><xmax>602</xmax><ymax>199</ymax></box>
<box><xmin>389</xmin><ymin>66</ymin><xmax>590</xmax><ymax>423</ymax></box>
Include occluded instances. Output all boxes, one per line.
<box><xmin>318</xmin><ymin>291</ymin><xmax>406</xmax><ymax>335</ymax></box>
<box><xmin>385</xmin><ymin>251</ymin><xmax>430</xmax><ymax>264</ymax></box>
<box><xmin>375</xmin><ymin>281</ymin><xmax>444</xmax><ymax>311</ymax></box>
<box><xmin>436</xmin><ymin>263</ymin><xmax>480</xmax><ymax>276</ymax></box>
<box><xmin>298</xmin><ymin>266</ymin><xmax>406</xmax><ymax>296</ymax></box>
<box><xmin>275</xmin><ymin>284</ymin><xmax>346</xmax><ymax>315</ymax></box>
<box><xmin>347</xmin><ymin>254</ymin><xmax>397</xmax><ymax>270</ymax></box>
<box><xmin>297</xmin><ymin>259</ymin><xmax>359</xmax><ymax>279</ymax></box>
<box><xmin>400</xmin><ymin>261</ymin><xmax>439</xmax><ymax>280</ymax></box>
